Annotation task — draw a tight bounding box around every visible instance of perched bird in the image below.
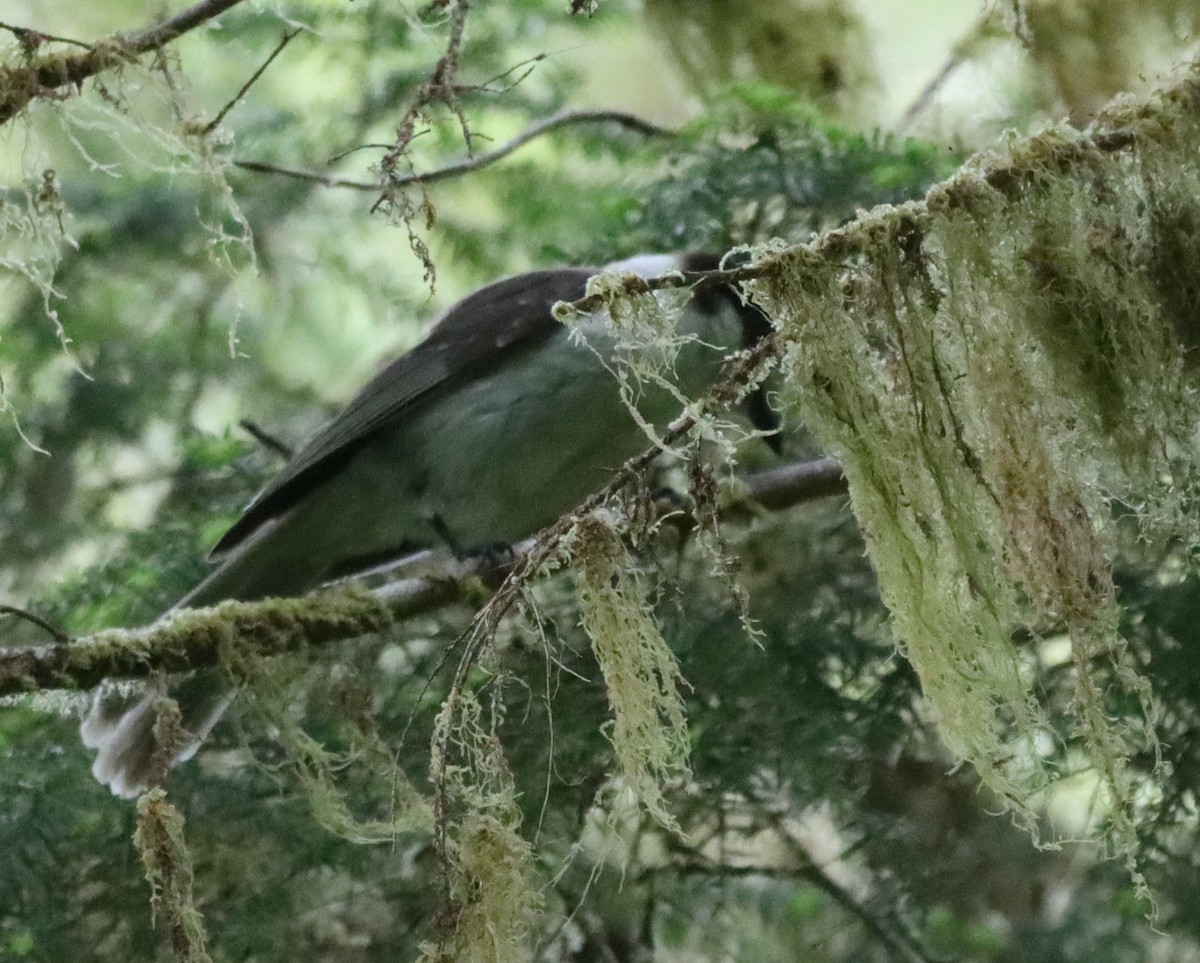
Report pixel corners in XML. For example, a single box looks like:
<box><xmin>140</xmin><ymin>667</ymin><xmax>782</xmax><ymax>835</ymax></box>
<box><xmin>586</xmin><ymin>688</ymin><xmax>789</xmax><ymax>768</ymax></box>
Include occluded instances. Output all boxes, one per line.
<box><xmin>82</xmin><ymin>251</ymin><xmax>777</xmax><ymax>797</ymax></box>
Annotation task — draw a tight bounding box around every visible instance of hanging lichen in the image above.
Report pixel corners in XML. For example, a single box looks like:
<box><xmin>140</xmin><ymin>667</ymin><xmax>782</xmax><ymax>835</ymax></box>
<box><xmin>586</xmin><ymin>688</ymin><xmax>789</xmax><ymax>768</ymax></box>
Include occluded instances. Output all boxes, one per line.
<box><xmin>422</xmin><ymin>691</ymin><xmax>541</xmax><ymax>963</ymax></box>
<box><xmin>0</xmin><ymin>42</ymin><xmax>255</xmax><ymax>399</ymax></box>
<box><xmin>133</xmin><ymin>789</ymin><xmax>213</xmax><ymax>963</ymax></box>
<box><xmin>747</xmin><ymin>72</ymin><xmax>1200</xmax><ymax>871</ymax></box>
<box><xmin>1020</xmin><ymin>0</ymin><xmax>1200</xmax><ymax>121</ymax></box>
<box><xmin>230</xmin><ymin>639</ymin><xmax>433</xmax><ymax>845</ymax></box>
<box><xmin>571</xmin><ymin>511</ymin><xmax>693</xmax><ymax>833</ymax></box>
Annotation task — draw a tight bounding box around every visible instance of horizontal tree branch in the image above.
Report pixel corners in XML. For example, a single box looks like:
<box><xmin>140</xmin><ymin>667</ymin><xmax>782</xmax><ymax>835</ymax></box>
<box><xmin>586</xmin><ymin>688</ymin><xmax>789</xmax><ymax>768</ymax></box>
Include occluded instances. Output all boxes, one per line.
<box><xmin>2</xmin><ymin>590</ymin><xmax>400</xmax><ymax>700</ymax></box>
<box><xmin>233</xmin><ymin>108</ymin><xmax>674</xmax><ymax>191</ymax></box>
<box><xmin>738</xmin><ymin>456</ymin><xmax>846</xmax><ymax>510</ymax></box>
<box><xmin>0</xmin><ymin>0</ymin><xmax>250</xmax><ymax>125</ymax></box>
<box><xmin>0</xmin><ymin>457</ymin><xmax>843</xmax><ymax>698</ymax></box>
<box><xmin>7</xmin><ymin>49</ymin><xmax>1195</xmax><ymax>699</ymax></box>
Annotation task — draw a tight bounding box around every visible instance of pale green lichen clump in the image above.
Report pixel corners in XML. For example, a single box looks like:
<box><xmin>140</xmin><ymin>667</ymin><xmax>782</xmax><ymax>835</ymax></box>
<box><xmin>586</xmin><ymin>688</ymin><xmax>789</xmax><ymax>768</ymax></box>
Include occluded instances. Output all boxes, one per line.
<box><xmin>422</xmin><ymin>692</ymin><xmax>541</xmax><ymax>963</ymax></box>
<box><xmin>133</xmin><ymin>789</ymin><xmax>213</xmax><ymax>963</ymax></box>
<box><xmin>564</xmin><ymin>268</ymin><xmax>713</xmax><ymax>449</ymax></box>
<box><xmin>748</xmin><ymin>77</ymin><xmax>1200</xmax><ymax>869</ymax></box>
<box><xmin>230</xmin><ymin>641</ymin><xmax>433</xmax><ymax>845</ymax></box>
<box><xmin>572</xmin><ymin>512</ymin><xmax>693</xmax><ymax>834</ymax></box>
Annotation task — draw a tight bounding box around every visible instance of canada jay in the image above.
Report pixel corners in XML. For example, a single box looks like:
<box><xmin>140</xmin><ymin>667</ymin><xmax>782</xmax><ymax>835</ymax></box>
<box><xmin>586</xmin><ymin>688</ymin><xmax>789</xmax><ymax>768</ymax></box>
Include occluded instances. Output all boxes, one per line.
<box><xmin>82</xmin><ymin>251</ymin><xmax>777</xmax><ymax>797</ymax></box>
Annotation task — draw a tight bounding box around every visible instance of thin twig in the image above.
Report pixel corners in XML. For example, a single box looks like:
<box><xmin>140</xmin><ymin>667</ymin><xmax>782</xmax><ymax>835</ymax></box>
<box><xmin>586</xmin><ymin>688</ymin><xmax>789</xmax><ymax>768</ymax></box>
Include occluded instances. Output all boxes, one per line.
<box><xmin>201</xmin><ymin>26</ymin><xmax>301</xmax><ymax>135</ymax></box>
<box><xmin>0</xmin><ymin>21</ymin><xmax>92</xmax><ymax>51</ymax></box>
<box><xmin>326</xmin><ymin>137</ymin><xmax>425</xmax><ymax>166</ymax></box>
<box><xmin>897</xmin><ymin>55</ymin><xmax>964</xmax><ymax>130</ymax></box>
<box><xmin>230</xmin><ymin>160</ymin><xmax>378</xmax><ymax>191</ymax></box>
<box><xmin>473</xmin><ymin>51</ymin><xmax>550</xmax><ymax>92</ymax></box>
<box><xmin>0</xmin><ymin>604</ymin><xmax>69</xmax><ymax>644</ymax></box>
<box><xmin>238</xmin><ymin>419</ymin><xmax>294</xmax><ymax>459</ymax></box>
<box><xmin>233</xmin><ymin>108</ymin><xmax>674</xmax><ymax>191</ymax></box>
<box><xmin>387</xmin><ymin>108</ymin><xmax>673</xmax><ymax>188</ymax></box>
<box><xmin>375</xmin><ymin>0</ymin><xmax>473</xmax><ymax>213</ymax></box>
<box><xmin>896</xmin><ymin>7</ymin><xmax>1003</xmax><ymax>130</ymax></box>
<box><xmin>0</xmin><ymin>0</ymin><xmax>251</xmax><ymax>125</ymax></box>
<box><xmin>767</xmin><ymin>813</ymin><xmax>934</xmax><ymax>963</ymax></box>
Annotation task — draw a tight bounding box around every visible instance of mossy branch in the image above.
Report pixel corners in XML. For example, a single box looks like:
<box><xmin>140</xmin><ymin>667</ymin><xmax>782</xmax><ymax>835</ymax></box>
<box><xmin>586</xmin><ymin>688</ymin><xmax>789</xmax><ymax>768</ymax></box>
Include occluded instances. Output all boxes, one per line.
<box><xmin>0</xmin><ymin>0</ymin><xmax>251</xmax><ymax>125</ymax></box>
<box><xmin>0</xmin><ymin>459</ymin><xmax>843</xmax><ymax>699</ymax></box>
<box><xmin>0</xmin><ymin>585</ymin><xmax>406</xmax><ymax>700</ymax></box>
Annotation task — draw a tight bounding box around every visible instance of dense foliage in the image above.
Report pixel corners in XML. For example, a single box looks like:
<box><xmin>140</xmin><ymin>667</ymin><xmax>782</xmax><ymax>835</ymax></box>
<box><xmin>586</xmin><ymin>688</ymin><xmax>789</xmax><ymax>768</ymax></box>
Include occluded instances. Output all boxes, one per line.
<box><xmin>3</xmin><ymin>2</ymin><xmax>1200</xmax><ymax>961</ymax></box>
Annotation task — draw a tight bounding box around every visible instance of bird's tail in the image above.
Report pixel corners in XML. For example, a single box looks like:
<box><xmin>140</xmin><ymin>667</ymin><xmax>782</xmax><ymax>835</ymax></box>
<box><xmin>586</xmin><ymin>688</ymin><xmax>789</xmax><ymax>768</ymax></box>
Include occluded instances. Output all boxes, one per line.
<box><xmin>81</xmin><ymin>673</ymin><xmax>234</xmax><ymax>798</ymax></box>
<box><xmin>81</xmin><ymin>521</ymin><xmax>317</xmax><ymax>797</ymax></box>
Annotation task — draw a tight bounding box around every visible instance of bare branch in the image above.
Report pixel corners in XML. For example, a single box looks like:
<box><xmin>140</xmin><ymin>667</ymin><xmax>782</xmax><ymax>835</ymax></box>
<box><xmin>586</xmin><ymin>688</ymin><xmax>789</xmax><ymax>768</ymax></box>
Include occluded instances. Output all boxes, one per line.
<box><xmin>0</xmin><ymin>604</ymin><xmax>69</xmax><ymax>644</ymax></box>
<box><xmin>230</xmin><ymin>160</ymin><xmax>378</xmax><ymax>192</ymax></box>
<box><xmin>238</xmin><ymin>419</ymin><xmax>294</xmax><ymax>460</ymax></box>
<box><xmin>739</xmin><ymin>457</ymin><xmax>846</xmax><ymax>510</ymax></box>
<box><xmin>236</xmin><ymin>107</ymin><xmax>670</xmax><ymax>193</ymax></box>
<box><xmin>385</xmin><ymin>108</ymin><xmax>673</xmax><ymax>188</ymax></box>
<box><xmin>0</xmin><ymin>0</ymin><xmax>251</xmax><ymax>125</ymax></box>
<box><xmin>896</xmin><ymin>7</ymin><xmax>1004</xmax><ymax>130</ymax></box>
<box><xmin>234</xmin><ymin>108</ymin><xmax>671</xmax><ymax>191</ymax></box>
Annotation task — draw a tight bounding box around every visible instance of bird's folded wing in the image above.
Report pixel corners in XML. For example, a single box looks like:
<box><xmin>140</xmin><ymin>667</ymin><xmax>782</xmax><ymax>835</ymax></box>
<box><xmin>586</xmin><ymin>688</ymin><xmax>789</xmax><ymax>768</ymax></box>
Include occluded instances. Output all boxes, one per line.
<box><xmin>211</xmin><ymin>268</ymin><xmax>595</xmax><ymax>556</ymax></box>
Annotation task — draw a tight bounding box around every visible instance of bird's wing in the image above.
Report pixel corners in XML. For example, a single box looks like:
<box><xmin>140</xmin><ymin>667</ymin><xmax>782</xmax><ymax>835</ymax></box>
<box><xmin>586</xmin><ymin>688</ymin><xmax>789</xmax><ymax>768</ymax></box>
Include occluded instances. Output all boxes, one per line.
<box><xmin>210</xmin><ymin>268</ymin><xmax>596</xmax><ymax>556</ymax></box>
